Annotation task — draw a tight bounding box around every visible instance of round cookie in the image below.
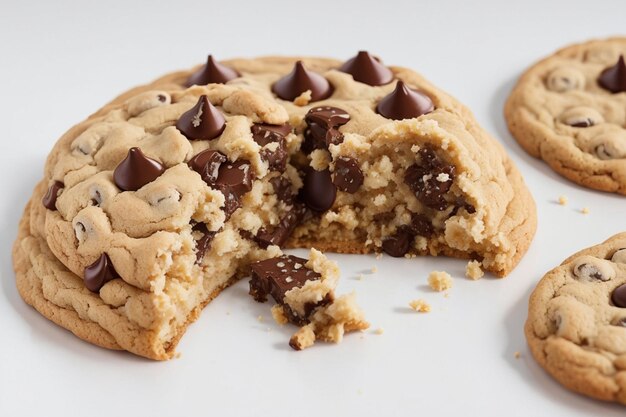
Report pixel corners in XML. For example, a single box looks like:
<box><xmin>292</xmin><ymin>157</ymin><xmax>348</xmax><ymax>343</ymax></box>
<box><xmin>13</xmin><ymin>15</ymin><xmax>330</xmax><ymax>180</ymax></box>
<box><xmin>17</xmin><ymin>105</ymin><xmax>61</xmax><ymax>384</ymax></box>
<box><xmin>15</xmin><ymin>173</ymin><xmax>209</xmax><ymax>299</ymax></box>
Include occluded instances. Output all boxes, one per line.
<box><xmin>14</xmin><ymin>53</ymin><xmax>537</xmax><ymax>359</ymax></box>
<box><xmin>505</xmin><ymin>38</ymin><xmax>626</xmax><ymax>194</ymax></box>
<box><xmin>525</xmin><ymin>233</ymin><xmax>626</xmax><ymax>404</ymax></box>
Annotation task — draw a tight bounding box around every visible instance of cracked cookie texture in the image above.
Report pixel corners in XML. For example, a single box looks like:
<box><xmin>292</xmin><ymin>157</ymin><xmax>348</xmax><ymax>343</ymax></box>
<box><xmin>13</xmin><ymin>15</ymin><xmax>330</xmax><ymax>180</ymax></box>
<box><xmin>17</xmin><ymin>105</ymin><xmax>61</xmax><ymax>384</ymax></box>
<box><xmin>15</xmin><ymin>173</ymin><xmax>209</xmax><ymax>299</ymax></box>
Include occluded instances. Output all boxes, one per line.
<box><xmin>525</xmin><ymin>233</ymin><xmax>626</xmax><ymax>404</ymax></box>
<box><xmin>13</xmin><ymin>54</ymin><xmax>536</xmax><ymax>360</ymax></box>
<box><xmin>505</xmin><ymin>38</ymin><xmax>626</xmax><ymax>194</ymax></box>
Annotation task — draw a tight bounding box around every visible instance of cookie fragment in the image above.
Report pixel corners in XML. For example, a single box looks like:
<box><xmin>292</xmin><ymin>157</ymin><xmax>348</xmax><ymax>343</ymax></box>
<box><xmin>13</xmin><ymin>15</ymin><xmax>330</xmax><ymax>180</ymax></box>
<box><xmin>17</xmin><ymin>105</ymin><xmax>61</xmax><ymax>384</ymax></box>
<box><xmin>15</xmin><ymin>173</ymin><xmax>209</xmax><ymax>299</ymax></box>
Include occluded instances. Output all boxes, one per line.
<box><xmin>113</xmin><ymin>147</ymin><xmax>165</xmax><ymax>191</ymax></box>
<box><xmin>376</xmin><ymin>81</ymin><xmax>434</xmax><ymax>120</ymax></box>
<box><xmin>176</xmin><ymin>95</ymin><xmax>226</xmax><ymax>140</ymax></box>
<box><xmin>339</xmin><ymin>51</ymin><xmax>394</xmax><ymax>86</ymax></box>
<box><xmin>272</xmin><ymin>61</ymin><xmax>333</xmax><ymax>102</ymax></box>
<box><xmin>186</xmin><ymin>55</ymin><xmax>240</xmax><ymax>86</ymax></box>
<box><xmin>428</xmin><ymin>271</ymin><xmax>452</xmax><ymax>292</ymax></box>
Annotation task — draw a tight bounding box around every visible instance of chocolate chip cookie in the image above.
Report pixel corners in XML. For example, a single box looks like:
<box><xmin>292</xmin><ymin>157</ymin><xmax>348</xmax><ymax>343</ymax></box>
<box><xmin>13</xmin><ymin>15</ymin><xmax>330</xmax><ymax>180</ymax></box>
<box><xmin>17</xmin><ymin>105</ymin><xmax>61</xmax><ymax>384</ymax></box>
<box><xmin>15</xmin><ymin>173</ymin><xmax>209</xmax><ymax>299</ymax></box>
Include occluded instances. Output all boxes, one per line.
<box><xmin>13</xmin><ymin>52</ymin><xmax>536</xmax><ymax>359</ymax></box>
<box><xmin>526</xmin><ymin>233</ymin><xmax>626</xmax><ymax>404</ymax></box>
<box><xmin>505</xmin><ymin>38</ymin><xmax>626</xmax><ymax>194</ymax></box>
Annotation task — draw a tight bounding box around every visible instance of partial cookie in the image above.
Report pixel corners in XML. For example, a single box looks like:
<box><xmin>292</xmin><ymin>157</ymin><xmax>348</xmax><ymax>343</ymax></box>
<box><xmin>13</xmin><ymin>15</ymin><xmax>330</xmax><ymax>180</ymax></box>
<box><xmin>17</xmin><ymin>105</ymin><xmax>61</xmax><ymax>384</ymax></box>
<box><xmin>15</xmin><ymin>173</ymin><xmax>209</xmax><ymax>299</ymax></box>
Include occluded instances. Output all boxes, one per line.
<box><xmin>525</xmin><ymin>233</ymin><xmax>626</xmax><ymax>405</ymax></box>
<box><xmin>505</xmin><ymin>37</ymin><xmax>626</xmax><ymax>194</ymax></box>
<box><xmin>14</xmin><ymin>52</ymin><xmax>536</xmax><ymax>360</ymax></box>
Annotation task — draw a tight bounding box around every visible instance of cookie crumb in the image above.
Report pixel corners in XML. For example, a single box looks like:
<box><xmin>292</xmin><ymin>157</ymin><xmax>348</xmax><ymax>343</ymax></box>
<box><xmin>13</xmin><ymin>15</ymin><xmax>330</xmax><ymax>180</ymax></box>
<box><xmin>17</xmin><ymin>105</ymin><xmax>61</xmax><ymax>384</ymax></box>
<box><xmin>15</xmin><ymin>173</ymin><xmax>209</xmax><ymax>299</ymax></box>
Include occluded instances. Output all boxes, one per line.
<box><xmin>293</xmin><ymin>90</ymin><xmax>312</xmax><ymax>106</ymax></box>
<box><xmin>271</xmin><ymin>305</ymin><xmax>288</xmax><ymax>325</ymax></box>
<box><xmin>371</xmin><ymin>266</ymin><xmax>378</xmax><ymax>273</ymax></box>
<box><xmin>357</xmin><ymin>389</ymin><xmax>363</xmax><ymax>395</ymax></box>
<box><xmin>581</xmin><ymin>207</ymin><xmax>590</xmax><ymax>214</ymax></box>
<box><xmin>514</xmin><ymin>351</ymin><xmax>521</xmax><ymax>359</ymax></box>
<box><xmin>465</xmin><ymin>260</ymin><xmax>484</xmax><ymax>280</ymax></box>
<box><xmin>358</xmin><ymin>273</ymin><xmax>364</xmax><ymax>280</ymax></box>
<box><xmin>174</xmin><ymin>352</ymin><xmax>182</xmax><ymax>359</ymax></box>
<box><xmin>409</xmin><ymin>299</ymin><xmax>431</xmax><ymax>312</ymax></box>
<box><xmin>558</xmin><ymin>195</ymin><xmax>568</xmax><ymax>205</ymax></box>
<box><xmin>257</xmin><ymin>315</ymin><xmax>264</xmax><ymax>323</ymax></box>
<box><xmin>376</xmin><ymin>253</ymin><xmax>383</xmax><ymax>260</ymax></box>
<box><xmin>374</xmin><ymin>327</ymin><xmax>384</xmax><ymax>335</ymax></box>
<box><xmin>428</xmin><ymin>271</ymin><xmax>453</xmax><ymax>292</ymax></box>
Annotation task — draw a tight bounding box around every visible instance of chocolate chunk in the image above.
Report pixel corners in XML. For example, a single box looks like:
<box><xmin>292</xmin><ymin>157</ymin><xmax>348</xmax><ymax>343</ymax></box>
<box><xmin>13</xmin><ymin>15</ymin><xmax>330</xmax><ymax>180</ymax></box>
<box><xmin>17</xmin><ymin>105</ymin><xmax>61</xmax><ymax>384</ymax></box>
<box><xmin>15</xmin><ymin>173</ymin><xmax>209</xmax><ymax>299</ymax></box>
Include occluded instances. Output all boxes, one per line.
<box><xmin>214</xmin><ymin>184</ymin><xmax>241</xmax><ymax>219</ymax></box>
<box><xmin>376</xmin><ymin>81</ymin><xmax>434</xmax><ymax>120</ymax></box>
<box><xmin>339</xmin><ymin>51</ymin><xmax>394</xmax><ymax>86</ymax></box>
<box><xmin>404</xmin><ymin>147</ymin><xmax>455</xmax><ymax>211</ymax></box>
<box><xmin>612</xmin><ymin>284</ymin><xmax>626</xmax><ymax>308</ymax></box>
<box><xmin>302</xmin><ymin>106</ymin><xmax>350</xmax><ymax>154</ymax></box>
<box><xmin>251</xmin><ymin>124</ymin><xmax>288</xmax><ymax>172</ymax></box>
<box><xmin>192</xmin><ymin>223</ymin><xmax>216</xmax><ymax>264</ymax></box>
<box><xmin>300</xmin><ymin>168</ymin><xmax>336</xmax><ymax>212</ymax></box>
<box><xmin>42</xmin><ymin>181</ymin><xmax>64</xmax><ymax>210</ymax></box>
<box><xmin>84</xmin><ymin>254</ymin><xmax>119</xmax><ymax>292</ymax></box>
<box><xmin>186</xmin><ymin>55</ymin><xmax>240</xmax><ymax>86</ymax></box>
<box><xmin>272</xmin><ymin>61</ymin><xmax>333</xmax><ymax>102</ymax></box>
<box><xmin>333</xmin><ymin>157</ymin><xmax>363</xmax><ymax>193</ymax></box>
<box><xmin>253</xmin><ymin>123</ymin><xmax>292</xmax><ymax>138</ymax></box>
<box><xmin>254</xmin><ymin>204</ymin><xmax>306</xmax><ymax>248</ymax></box>
<box><xmin>382</xmin><ymin>227</ymin><xmax>413</xmax><ymax>257</ymax></box>
<box><xmin>176</xmin><ymin>95</ymin><xmax>226</xmax><ymax>140</ymax></box>
<box><xmin>408</xmin><ymin>213</ymin><xmax>434</xmax><ymax>237</ymax></box>
<box><xmin>270</xmin><ymin>176</ymin><xmax>294</xmax><ymax>203</ymax></box>
<box><xmin>215</xmin><ymin>160</ymin><xmax>254</xmax><ymax>198</ymax></box>
<box><xmin>250</xmin><ymin>255</ymin><xmax>319</xmax><ymax>303</ymax></box>
<box><xmin>113</xmin><ymin>147</ymin><xmax>165</xmax><ymax>192</ymax></box>
<box><xmin>188</xmin><ymin>149</ymin><xmax>227</xmax><ymax>184</ymax></box>
<box><xmin>305</xmin><ymin>106</ymin><xmax>351</xmax><ymax>130</ymax></box>
<box><xmin>598</xmin><ymin>55</ymin><xmax>626</xmax><ymax>93</ymax></box>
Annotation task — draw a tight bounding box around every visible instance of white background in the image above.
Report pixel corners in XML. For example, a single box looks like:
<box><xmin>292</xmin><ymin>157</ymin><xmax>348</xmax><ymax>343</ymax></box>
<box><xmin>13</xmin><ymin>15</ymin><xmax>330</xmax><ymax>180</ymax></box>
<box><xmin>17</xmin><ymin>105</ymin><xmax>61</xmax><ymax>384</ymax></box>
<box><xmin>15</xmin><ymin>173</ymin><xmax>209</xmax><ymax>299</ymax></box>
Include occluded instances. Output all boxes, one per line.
<box><xmin>1</xmin><ymin>0</ymin><xmax>626</xmax><ymax>415</ymax></box>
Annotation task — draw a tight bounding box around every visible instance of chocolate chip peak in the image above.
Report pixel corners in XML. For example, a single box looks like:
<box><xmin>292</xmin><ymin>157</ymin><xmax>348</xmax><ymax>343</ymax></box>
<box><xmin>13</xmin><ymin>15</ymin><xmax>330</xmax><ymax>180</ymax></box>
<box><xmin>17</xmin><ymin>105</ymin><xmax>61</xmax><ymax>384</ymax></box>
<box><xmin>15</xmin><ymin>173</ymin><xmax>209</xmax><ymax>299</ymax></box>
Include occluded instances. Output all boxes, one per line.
<box><xmin>376</xmin><ymin>81</ymin><xmax>434</xmax><ymax>120</ymax></box>
<box><xmin>339</xmin><ymin>51</ymin><xmax>394</xmax><ymax>86</ymax></box>
<box><xmin>176</xmin><ymin>95</ymin><xmax>226</xmax><ymax>140</ymax></box>
<box><xmin>84</xmin><ymin>253</ymin><xmax>119</xmax><ymax>292</ymax></box>
<box><xmin>113</xmin><ymin>147</ymin><xmax>165</xmax><ymax>191</ymax></box>
<box><xmin>598</xmin><ymin>55</ymin><xmax>626</xmax><ymax>93</ymax></box>
<box><xmin>186</xmin><ymin>55</ymin><xmax>240</xmax><ymax>86</ymax></box>
<box><xmin>272</xmin><ymin>61</ymin><xmax>333</xmax><ymax>102</ymax></box>
<box><xmin>42</xmin><ymin>181</ymin><xmax>64</xmax><ymax>210</ymax></box>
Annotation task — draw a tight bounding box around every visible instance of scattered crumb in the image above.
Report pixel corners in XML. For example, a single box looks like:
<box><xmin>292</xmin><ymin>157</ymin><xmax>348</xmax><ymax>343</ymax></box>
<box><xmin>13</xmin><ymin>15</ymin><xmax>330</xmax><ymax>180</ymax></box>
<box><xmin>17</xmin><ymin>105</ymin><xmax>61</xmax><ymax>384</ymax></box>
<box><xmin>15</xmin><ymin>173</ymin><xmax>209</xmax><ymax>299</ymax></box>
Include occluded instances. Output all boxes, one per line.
<box><xmin>558</xmin><ymin>195</ymin><xmax>568</xmax><ymax>205</ymax></box>
<box><xmin>257</xmin><ymin>315</ymin><xmax>264</xmax><ymax>323</ymax></box>
<box><xmin>514</xmin><ymin>351</ymin><xmax>521</xmax><ymax>359</ymax></box>
<box><xmin>358</xmin><ymin>273</ymin><xmax>365</xmax><ymax>280</ymax></box>
<box><xmin>271</xmin><ymin>305</ymin><xmax>288</xmax><ymax>325</ymax></box>
<box><xmin>376</xmin><ymin>253</ymin><xmax>383</xmax><ymax>260</ymax></box>
<box><xmin>428</xmin><ymin>271</ymin><xmax>453</xmax><ymax>292</ymax></box>
<box><xmin>174</xmin><ymin>352</ymin><xmax>182</xmax><ymax>359</ymax></box>
<box><xmin>444</xmin><ymin>292</ymin><xmax>450</xmax><ymax>298</ymax></box>
<box><xmin>581</xmin><ymin>207</ymin><xmax>590</xmax><ymax>215</ymax></box>
<box><xmin>374</xmin><ymin>327</ymin><xmax>384</xmax><ymax>335</ymax></box>
<box><xmin>371</xmin><ymin>266</ymin><xmax>378</xmax><ymax>273</ymax></box>
<box><xmin>465</xmin><ymin>260</ymin><xmax>484</xmax><ymax>280</ymax></box>
<box><xmin>409</xmin><ymin>299</ymin><xmax>431</xmax><ymax>313</ymax></box>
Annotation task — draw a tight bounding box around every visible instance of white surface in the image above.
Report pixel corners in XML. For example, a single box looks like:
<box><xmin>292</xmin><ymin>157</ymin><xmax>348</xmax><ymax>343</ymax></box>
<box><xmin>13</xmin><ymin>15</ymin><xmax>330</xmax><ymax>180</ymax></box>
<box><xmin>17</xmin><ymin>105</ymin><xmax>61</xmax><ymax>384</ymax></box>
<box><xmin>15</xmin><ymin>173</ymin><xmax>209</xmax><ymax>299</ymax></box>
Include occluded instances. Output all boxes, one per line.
<box><xmin>1</xmin><ymin>0</ymin><xmax>626</xmax><ymax>415</ymax></box>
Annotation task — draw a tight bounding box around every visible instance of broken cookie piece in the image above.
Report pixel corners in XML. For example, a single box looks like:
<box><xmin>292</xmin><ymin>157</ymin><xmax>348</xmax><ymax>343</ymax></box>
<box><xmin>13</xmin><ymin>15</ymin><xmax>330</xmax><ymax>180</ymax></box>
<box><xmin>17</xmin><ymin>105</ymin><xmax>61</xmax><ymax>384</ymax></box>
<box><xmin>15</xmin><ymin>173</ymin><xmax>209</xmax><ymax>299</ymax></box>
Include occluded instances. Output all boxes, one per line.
<box><xmin>249</xmin><ymin>249</ymin><xmax>368</xmax><ymax>349</ymax></box>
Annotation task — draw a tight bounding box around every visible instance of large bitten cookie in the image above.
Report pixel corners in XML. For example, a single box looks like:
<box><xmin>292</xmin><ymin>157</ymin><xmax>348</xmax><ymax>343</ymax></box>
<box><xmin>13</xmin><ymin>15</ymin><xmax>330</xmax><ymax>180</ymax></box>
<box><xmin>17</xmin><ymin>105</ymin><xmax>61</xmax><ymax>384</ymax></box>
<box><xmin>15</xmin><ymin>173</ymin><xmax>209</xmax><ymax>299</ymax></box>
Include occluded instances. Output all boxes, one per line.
<box><xmin>505</xmin><ymin>38</ymin><xmax>626</xmax><ymax>194</ymax></box>
<box><xmin>13</xmin><ymin>52</ymin><xmax>536</xmax><ymax>360</ymax></box>
<box><xmin>525</xmin><ymin>233</ymin><xmax>626</xmax><ymax>404</ymax></box>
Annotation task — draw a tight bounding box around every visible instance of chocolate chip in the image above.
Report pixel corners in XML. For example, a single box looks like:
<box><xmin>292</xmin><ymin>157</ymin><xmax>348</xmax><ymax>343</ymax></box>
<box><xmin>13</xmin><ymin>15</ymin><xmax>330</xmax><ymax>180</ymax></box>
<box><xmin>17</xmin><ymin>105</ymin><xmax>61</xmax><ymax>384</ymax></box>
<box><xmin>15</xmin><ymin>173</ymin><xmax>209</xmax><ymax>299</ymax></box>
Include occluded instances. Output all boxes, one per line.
<box><xmin>192</xmin><ymin>223</ymin><xmax>216</xmax><ymax>264</ymax></box>
<box><xmin>215</xmin><ymin>160</ymin><xmax>254</xmax><ymax>198</ymax></box>
<box><xmin>612</xmin><ymin>284</ymin><xmax>626</xmax><ymax>308</ymax></box>
<box><xmin>42</xmin><ymin>181</ymin><xmax>64</xmax><ymax>210</ymax></box>
<box><xmin>408</xmin><ymin>213</ymin><xmax>434</xmax><ymax>237</ymax></box>
<box><xmin>253</xmin><ymin>123</ymin><xmax>292</xmax><ymax>138</ymax></box>
<box><xmin>113</xmin><ymin>147</ymin><xmax>165</xmax><ymax>192</ymax></box>
<box><xmin>176</xmin><ymin>95</ymin><xmax>226</xmax><ymax>140</ymax></box>
<box><xmin>270</xmin><ymin>176</ymin><xmax>294</xmax><ymax>203</ymax></box>
<box><xmin>188</xmin><ymin>149</ymin><xmax>227</xmax><ymax>184</ymax></box>
<box><xmin>305</xmin><ymin>106</ymin><xmax>351</xmax><ymax>130</ymax></box>
<box><xmin>302</xmin><ymin>106</ymin><xmax>350</xmax><ymax>154</ymax></box>
<box><xmin>254</xmin><ymin>204</ymin><xmax>306</xmax><ymax>248</ymax></box>
<box><xmin>84</xmin><ymin>253</ymin><xmax>119</xmax><ymax>292</ymax></box>
<box><xmin>186</xmin><ymin>55</ymin><xmax>240</xmax><ymax>86</ymax></box>
<box><xmin>570</xmin><ymin>119</ymin><xmax>594</xmax><ymax>128</ymax></box>
<box><xmin>300</xmin><ymin>168</ymin><xmax>336</xmax><ymax>212</ymax></box>
<box><xmin>251</xmin><ymin>124</ymin><xmax>288</xmax><ymax>172</ymax></box>
<box><xmin>376</xmin><ymin>81</ymin><xmax>434</xmax><ymax>120</ymax></box>
<box><xmin>214</xmin><ymin>184</ymin><xmax>241</xmax><ymax>219</ymax></box>
<box><xmin>382</xmin><ymin>227</ymin><xmax>413</xmax><ymax>257</ymax></box>
<box><xmin>272</xmin><ymin>61</ymin><xmax>333</xmax><ymax>102</ymax></box>
<box><xmin>598</xmin><ymin>55</ymin><xmax>626</xmax><ymax>93</ymax></box>
<box><xmin>339</xmin><ymin>51</ymin><xmax>394</xmax><ymax>86</ymax></box>
<box><xmin>333</xmin><ymin>157</ymin><xmax>363</xmax><ymax>193</ymax></box>
<box><xmin>404</xmin><ymin>147</ymin><xmax>455</xmax><ymax>211</ymax></box>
